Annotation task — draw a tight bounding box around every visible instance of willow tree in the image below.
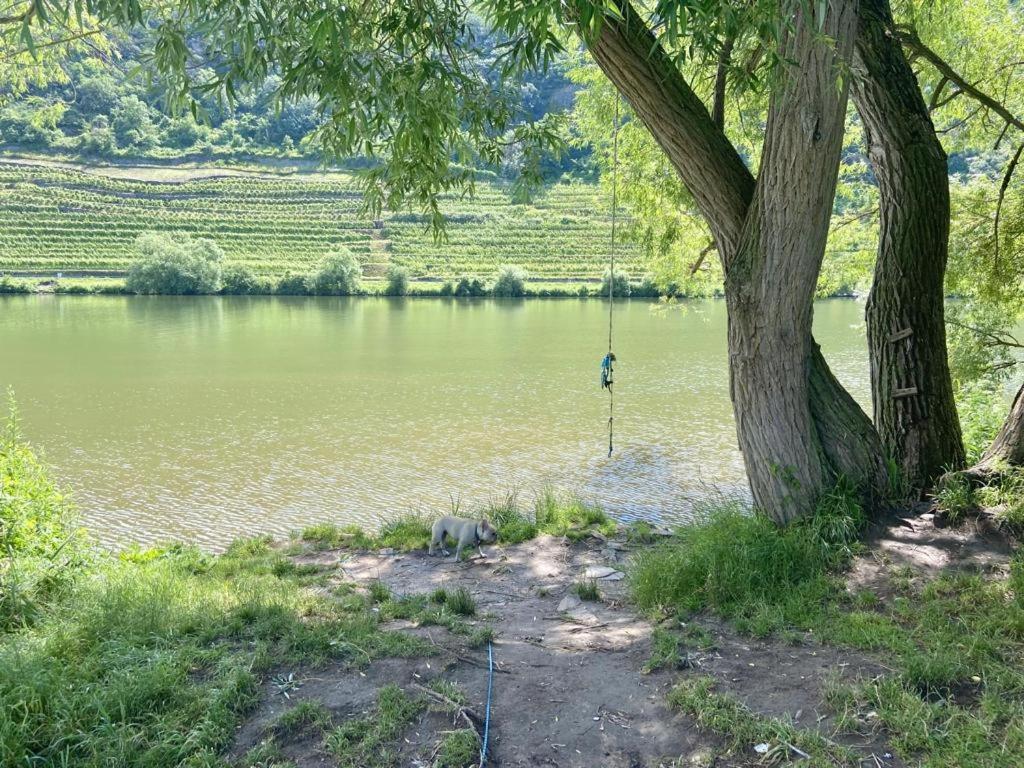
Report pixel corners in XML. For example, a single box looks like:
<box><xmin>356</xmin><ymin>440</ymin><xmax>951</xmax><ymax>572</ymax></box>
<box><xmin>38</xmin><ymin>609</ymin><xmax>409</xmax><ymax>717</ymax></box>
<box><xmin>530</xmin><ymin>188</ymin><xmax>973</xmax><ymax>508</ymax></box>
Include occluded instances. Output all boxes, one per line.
<box><xmin>22</xmin><ymin>0</ymin><xmax>890</xmax><ymax>522</ymax></box>
<box><xmin>883</xmin><ymin>0</ymin><xmax>1024</xmax><ymax>480</ymax></box>
<box><xmin>849</xmin><ymin>0</ymin><xmax>965</xmax><ymax>495</ymax></box>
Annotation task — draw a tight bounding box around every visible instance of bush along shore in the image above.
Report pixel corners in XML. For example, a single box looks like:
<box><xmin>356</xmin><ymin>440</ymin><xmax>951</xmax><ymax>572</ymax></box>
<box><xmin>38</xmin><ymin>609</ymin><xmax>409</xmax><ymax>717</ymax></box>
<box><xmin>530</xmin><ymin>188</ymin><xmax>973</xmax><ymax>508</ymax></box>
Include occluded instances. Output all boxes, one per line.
<box><xmin>0</xmin><ymin>266</ymin><xmax>675</xmax><ymax>299</ymax></box>
<box><xmin>0</xmin><ymin>226</ymin><xmax>707</xmax><ymax>299</ymax></box>
<box><xmin>2</xmin><ymin>414</ymin><xmax>1022</xmax><ymax>766</ymax></box>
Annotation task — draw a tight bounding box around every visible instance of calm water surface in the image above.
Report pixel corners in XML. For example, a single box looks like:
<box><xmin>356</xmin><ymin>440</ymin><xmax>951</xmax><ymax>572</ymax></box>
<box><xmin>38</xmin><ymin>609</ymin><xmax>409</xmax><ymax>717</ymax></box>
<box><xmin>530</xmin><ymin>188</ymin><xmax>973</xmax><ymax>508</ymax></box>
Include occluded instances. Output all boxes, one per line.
<box><xmin>2</xmin><ymin>295</ymin><xmax>870</xmax><ymax>549</ymax></box>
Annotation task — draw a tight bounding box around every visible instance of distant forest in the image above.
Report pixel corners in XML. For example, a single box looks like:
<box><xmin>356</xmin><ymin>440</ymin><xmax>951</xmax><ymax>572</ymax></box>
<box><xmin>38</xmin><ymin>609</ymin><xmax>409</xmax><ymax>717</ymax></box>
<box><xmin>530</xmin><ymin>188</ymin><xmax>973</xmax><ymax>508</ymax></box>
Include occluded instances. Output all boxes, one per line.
<box><xmin>0</xmin><ymin>26</ymin><xmax>587</xmax><ymax>178</ymax></box>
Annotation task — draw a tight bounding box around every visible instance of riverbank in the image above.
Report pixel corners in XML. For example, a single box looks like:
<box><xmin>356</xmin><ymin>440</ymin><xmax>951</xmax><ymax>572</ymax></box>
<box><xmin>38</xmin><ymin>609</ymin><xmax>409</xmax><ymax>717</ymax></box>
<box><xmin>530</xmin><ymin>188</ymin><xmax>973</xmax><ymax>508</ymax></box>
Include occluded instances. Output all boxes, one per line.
<box><xmin>3</xmin><ymin>427</ymin><xmax>1022</xmax><ymax>767</ymax></box>
<box><xmin>0</xmin><ymin>273</ymin><xmax>669</xmax><ymax>299</ymax></box>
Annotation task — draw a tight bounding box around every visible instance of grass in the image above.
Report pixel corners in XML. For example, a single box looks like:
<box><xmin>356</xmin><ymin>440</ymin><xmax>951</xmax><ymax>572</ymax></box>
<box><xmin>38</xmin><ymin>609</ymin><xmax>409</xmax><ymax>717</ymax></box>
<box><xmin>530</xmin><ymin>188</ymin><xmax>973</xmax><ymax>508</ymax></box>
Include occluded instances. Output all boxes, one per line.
<box><xmin>534</xmin><ymin>487</ymin><xmax>618</xmax><ymax>540</ymax></box>
<box><xmin>324</xmin><ymin>684</ymin><xmax>425</xmax><ymax>768</ymax></box>
<box><xmin>376</xmin><ymin>590</ymin><xmax>485</xmax><ymax>637</ymax></box>
<box><xmin>935</xmin><ymin>472</ymin><xmax>976</xmax><ymax>522</ymax></box>
<box><xmin>299</xmin><ymin>489</ymin><xmax>616</xmax><ymax>554</ymax></box>
<box><xmin>631</xmin><ymin>487</ymin><xmax>1024</xmax><ymax>767</ymax></box>
<box><xmin>629</xmin><ymin>496</ymin><xmax>863</xmax><ymax>632</ymax></box>
<box><xmin>435</xmin><ymin>729</ymin><xmax>479</xmax><ymax>768</ymax></box>
<box><xmin>446</xmin><ymin>587</ymin><xmax>477</xmax><ymax>616</ymax></box>
<box><xmin>300</xmin><ymin>512</ymin><xmax>432</xmax><ymax>553</ymax></box>
<box><xmin>668</xmin><ymin>676</ymin><xmax>854</xmax><ymax>764</ymax></box>
<box><xmin>574</xmin><ymin>578</ymin><xmax>600</xmax><ymax>601</ymax></box>
<box><xmin>274</xmin><ymin>700</ymin><xmax>332</xmax><ymax>736</ymax></box>
<box><xmin>0</xmin><ymin>418</ymin><xmax>441</xmax><ymax>767</ymax></box>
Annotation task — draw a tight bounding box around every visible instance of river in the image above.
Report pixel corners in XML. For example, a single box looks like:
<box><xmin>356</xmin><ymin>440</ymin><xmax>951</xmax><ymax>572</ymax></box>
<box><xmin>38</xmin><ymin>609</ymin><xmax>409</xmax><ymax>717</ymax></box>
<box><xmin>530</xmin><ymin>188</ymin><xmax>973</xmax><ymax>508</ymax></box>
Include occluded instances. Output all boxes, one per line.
<box><xmin>1</xmin><ymin>295</ymin><xmax>872</xmax><ymax>549</ymax></box>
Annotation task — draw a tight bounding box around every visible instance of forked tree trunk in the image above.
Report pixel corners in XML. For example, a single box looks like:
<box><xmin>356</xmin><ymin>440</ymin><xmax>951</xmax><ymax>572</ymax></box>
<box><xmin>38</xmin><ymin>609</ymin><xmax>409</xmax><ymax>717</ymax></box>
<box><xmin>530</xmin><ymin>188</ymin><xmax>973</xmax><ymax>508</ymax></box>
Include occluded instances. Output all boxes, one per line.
<box><xmin>586</xmin><ymin>0</ymin><xmax>888</xmax><ymax>523</ymax></box>
<box><xmin>726</xmin><ymin>0</ymin><xmax>887</xmax><ymax>521</ymax></box>
<box><xmin>850</xmin><ymin>0</ymin><xmax>965</xmax><ymax>495</ymax></box>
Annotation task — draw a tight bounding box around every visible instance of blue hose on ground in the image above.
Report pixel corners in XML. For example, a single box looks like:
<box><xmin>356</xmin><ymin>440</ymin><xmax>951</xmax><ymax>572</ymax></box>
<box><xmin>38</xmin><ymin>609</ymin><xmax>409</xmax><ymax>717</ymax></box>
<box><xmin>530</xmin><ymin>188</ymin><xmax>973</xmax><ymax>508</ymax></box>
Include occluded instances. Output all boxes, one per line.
<box><xmin>479</xmin><ymin>639</ymin><xmax>494</xmax><ymax>766</ymax></box>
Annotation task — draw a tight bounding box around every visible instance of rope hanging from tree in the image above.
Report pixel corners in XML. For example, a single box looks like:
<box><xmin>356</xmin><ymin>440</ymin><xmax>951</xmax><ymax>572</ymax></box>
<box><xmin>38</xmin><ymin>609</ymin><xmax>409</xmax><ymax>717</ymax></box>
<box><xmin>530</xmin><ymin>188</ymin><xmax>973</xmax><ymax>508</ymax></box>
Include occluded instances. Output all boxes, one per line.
<box><xmin>600</xmin><ymin>92</ymin><xmax>620</xmax><ymax>458</ymax></box>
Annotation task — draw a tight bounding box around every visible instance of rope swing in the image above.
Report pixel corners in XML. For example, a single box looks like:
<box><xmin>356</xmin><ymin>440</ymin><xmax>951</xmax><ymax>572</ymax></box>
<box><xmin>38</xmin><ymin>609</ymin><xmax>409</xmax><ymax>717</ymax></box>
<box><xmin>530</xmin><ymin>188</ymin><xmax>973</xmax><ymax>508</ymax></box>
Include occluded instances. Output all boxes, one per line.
<box><xmin>600</xmin><ymin>92</ymin><xmax>620</xmax><ymax>458</ymax></box>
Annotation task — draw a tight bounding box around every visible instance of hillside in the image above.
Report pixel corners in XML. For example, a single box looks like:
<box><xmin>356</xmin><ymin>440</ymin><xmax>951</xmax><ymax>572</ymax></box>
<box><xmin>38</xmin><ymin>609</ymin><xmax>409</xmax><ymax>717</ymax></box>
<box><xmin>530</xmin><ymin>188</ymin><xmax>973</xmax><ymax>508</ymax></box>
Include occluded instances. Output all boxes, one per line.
<box><xmin>0</xmin><ymin>160</ymin><xmax>638</xmax><ymax>282</ymax></box>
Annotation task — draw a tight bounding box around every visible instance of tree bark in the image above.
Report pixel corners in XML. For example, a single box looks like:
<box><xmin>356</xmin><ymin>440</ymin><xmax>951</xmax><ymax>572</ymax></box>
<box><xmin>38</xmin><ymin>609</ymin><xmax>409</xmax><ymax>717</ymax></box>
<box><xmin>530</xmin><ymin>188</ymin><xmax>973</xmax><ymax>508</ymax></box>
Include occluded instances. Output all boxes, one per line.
<box><xmin>850</xmin><ymin>0</ymin><xmax>965</xmax><ymax>495</ymax></box>
<box><xmin>585</xmin><ymin>0</ymin><xmax>888</xmax><ymax>523</ymax></box>
<box><xmin>971</xmin><ymin>381</ymin><xmax>1024</xmax><ymax>476</ymax></box>
<box><xmin>726</xmin><ymin>0</ymin><xmax>887</xmax><ymax>521</ymax></box>
<box><xmin>583</xmin><ymin>0</ymin><xmax>754</xmax><ymax>260</ymax></box>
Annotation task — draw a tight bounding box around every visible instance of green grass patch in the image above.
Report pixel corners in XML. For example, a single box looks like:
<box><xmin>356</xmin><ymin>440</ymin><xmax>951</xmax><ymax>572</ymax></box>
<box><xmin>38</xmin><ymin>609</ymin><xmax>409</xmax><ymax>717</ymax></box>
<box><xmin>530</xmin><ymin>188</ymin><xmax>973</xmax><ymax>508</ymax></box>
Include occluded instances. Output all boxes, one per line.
<box><xmin>0</xmin><ymin>418</ymin><xmax>436</xmax><ymax>767</ymax></box>
<box><xmin>377</xmin><ymin>513</ymin><xmax>434</xmax><ymax>551</ymax></box>
<box><xmin>486</xmin><ymin>488</ymin><xmax>615</xmax><ymax>545</ymax></box>
<box><xmin>274</xmin><ymin>699</ymin><xmax>332</xmax><ymax>736</ymax></box>
<box><xmin>638</xmin><ymin>490</ymin><xmax>1024</xmax><ymax>767</ymax></box>
<box><xmin>299</xmin><ymin>513</ymin><xmax>433</xmax><ymax>553</ymax></box>
<box><xmin>377</xmin><ymin>591</ymin><xmax>482</xmax><ymax>636</ymax></box>
<box><xmin>629</xmin><ymin>494</ymin><xmax>862</xmax><ymax>630</ymax></box>
<box><xmin>435</xmin><ymin>729</ymin><xmax>479</xmax><ymax>768</ymax></box>
<box><xmin>446</xmin><ymin>587</ymin><xmax>477</xmax><ymax>616</ymax></box>
<box><xmin>484</xmin><ymin>492</ymin><xmax>538</xmax><ymax>544</ymax></box>
<box><xmin>535</xmin><ymin>487</ymin><xmax>617</xmax><ymax>540</ymax></box>
<box><xmin>300</xmin><ymin>522</ymin><xmax>375</xmax><ymax>550</ymax></box>
<box><xmin>574</xmin><ymin>578</ymin><xmax>600</xmax><ymax>601</ymax></box>
<box><xmin>935</xmin><ymin>473</ymin><xmax>976</xmax><ymax>522</ymax></box>
<box><xmin>324</xmin><ymin>684</ymin><xmax>425</xmax><ymax>768</ymax></box>
<box><xmin>467</xmin><ymin>626</ymin><xmax>496</xmax><ymax>648</ymax></box>
<box><xmin>368</xmin><ymin>579</ymin><xmax>392</xmax><ymax>604</ymax></box>
<box><xmin>668</xmin><ymin>676</ymin><xmax>853</xmax><ymax>764</ymax></box>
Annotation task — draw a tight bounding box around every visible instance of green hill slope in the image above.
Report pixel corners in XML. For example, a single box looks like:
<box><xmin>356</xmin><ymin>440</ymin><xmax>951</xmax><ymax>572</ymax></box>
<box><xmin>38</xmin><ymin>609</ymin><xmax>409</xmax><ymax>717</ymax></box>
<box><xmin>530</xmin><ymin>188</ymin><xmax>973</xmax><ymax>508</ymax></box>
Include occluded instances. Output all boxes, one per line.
<box><xmin>0</xmin><ymin>161</ymin><xmax>637</xmax><ymax>282</ymax></box>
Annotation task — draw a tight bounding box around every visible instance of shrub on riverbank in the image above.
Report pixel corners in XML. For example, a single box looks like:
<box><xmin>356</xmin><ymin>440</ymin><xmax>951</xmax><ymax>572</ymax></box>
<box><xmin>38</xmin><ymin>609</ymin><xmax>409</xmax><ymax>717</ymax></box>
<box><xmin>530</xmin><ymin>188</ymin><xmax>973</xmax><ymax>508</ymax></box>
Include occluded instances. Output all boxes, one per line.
<box><xmin>491</xmin><ymin>265</ymin><xmax>527</xmax><ymax>297</ymax></box>
<box><xmin>600</xmin><ymin>268</ymin><xmax>631</xmax><ymax>298</ymax></box>
<box><xmin>384</xmin><ymin>265</ymin><xmax>410</xmax><ymax>296</ymax></box>
<box><xmin>221</xmin><ymin>263</ymin><xmax>265</xmax><ymax>295</ymax></box>
<box><xmin>0</xmin><ymin>407</ymin><xmax>90</xmax><ymax>630</ymax></box>
<box><xmin>312</xmin><ymin>248</ymin><xmax>362</xmax><ymax>295</ymax></box>
<box><xmin>125</xmin><ymin>231</ymin><xmax>224</xmax><ymax>294</ymax></box>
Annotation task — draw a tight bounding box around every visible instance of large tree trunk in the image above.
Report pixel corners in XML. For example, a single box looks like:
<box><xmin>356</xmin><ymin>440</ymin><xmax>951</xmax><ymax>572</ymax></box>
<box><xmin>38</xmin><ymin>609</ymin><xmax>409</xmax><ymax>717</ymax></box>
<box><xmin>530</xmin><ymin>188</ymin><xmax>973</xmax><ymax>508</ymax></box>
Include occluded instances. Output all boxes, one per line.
<box><xmin>850</xmin><ymin>0</ymin><xmax>965</xmax><ymax>495</ymax></box>
<box><xmin>726</xmin><ymin>0</ymin><xmax>886</xmax><ymax>521</ymax></box>
<box><xmin>971</xmin><ymin>381</ymin><xmax>1024</xmax><ymax>477</ymax></box>
<box><xmin>586</xmin><ymin>0</ymin><xmax>888</xmax><ymax>522</ymax></box>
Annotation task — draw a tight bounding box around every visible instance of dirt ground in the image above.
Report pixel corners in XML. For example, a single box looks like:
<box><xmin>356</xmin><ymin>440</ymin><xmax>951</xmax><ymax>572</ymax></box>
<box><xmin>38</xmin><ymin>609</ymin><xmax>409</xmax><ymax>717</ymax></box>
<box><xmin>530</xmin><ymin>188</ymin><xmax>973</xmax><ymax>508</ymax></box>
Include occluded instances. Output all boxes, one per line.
<box><xmin>231</xmin><ymin>517</ymin><xmax>1014</xmax><ymax>768</ymax></box>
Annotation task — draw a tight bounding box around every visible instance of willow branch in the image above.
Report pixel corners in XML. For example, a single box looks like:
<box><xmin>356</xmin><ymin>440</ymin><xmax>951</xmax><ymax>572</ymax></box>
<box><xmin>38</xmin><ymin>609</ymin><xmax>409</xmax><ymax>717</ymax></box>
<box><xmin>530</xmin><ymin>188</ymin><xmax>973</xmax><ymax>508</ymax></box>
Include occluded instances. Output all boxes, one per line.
<box><xmin>994</xmin><ymin>141</ymin><xmax>1024</xmax><ymax>272</ymax></box>
<box><xmin>0</xmin><ymin>27</ymin><xmax>102</xmax><ymax>60</ymax></box>
<box><xmin>689</xmin><ymin>240</ymin><xmax>715</xmax><ymax>274</ymax></box>
<box><xmin>947</xmin><ymin>318</ymin><xmax>1023</xmax><ymax>350</ymax></box>
<box><xmin>926</xmin><ymin>75</ymin><xmax>948</xmax><ymax>112</ymax></box>
<box><xmin>895</xmin><ymin>25</ymin><xmax>1024</xmax><ymax>134</ymax></box>
<box><xmin>711</xmin><ymin>35</ymin><xmax>734</xmax><ymax>130</ymax></box>
<box><xmin>0</xmin><ymin>3</ymin><xmax>32</xmax><ymax>26</ymax></box>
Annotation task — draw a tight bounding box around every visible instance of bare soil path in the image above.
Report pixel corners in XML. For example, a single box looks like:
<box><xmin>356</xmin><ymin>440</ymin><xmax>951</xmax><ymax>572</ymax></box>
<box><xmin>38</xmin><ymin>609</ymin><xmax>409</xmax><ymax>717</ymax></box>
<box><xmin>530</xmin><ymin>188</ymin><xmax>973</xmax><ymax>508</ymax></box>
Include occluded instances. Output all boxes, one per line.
<box><xmin>225</xmin><ymin>525</ymin><xmax>969</xmax><ymax>768</ymax></box>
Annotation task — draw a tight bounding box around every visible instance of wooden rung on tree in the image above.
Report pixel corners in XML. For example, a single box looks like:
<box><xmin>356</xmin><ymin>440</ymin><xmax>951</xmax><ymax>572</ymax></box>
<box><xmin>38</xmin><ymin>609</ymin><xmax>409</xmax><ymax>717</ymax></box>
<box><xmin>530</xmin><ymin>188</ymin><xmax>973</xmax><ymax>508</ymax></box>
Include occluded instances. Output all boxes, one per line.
<box><xmin>892</xmin><ymin>386</ymin><xmax>919</xmax><ymax>399</ymax></box>
<box><xmin>888</xmin><ymin>327</ymin><xmax>913</xmax><ymax>342</ymax></box>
